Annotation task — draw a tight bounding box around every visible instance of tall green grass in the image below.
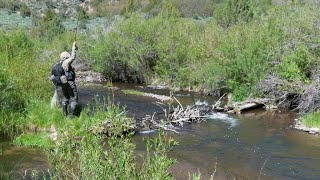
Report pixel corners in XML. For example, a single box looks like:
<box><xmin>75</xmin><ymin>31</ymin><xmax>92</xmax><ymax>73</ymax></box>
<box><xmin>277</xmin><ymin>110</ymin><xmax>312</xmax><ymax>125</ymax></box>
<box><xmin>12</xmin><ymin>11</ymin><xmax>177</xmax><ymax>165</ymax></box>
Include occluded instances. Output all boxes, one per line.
<box><xmin>46</xmin><ymin>101</ymin><xmax>176</xmax><ymax>179</ymax></box>
<box><xmin>8</xmin><ymin>98</ymin><xmax>177</xmax><ymax>179</ymax></box>
<box><xmin>301</xmin><ymin>112</ymin><xmax>320</xmax><ymax>129</ymax></box>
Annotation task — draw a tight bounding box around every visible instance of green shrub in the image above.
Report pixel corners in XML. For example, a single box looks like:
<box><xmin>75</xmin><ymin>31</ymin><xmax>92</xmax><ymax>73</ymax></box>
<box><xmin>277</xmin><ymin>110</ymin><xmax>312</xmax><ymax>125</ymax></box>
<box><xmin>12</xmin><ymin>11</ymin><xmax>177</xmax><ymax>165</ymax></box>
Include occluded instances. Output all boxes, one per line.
<box><xmin>20</xmin><ymin>3</ymin><xmax>31</xmax><ymax>18</ymax></box>
<box><xmin>48</xmin><ymin>103</ymin><xmax>176</xmax><ymax>179</ymax></box>
<box><xmin>0</xmin><ymin>67</ymin><xmax>25</xmax><ymax>133</ymax></box>
<box><xmin>215</xmin><ymin>0</ymin><xmax>272</xmax><ymax>26</ymax></box>
<box><xmin>0</xmin><ymin>68</ymin><xmax>24</xmax><ymax>113</ymax></box>
<box><xmin>121</xmin><ymin>0</ymin><xmax>141</xmax><ymax>17</ymax></box>
<box><xmin>32</xmin><ymin>10</ymin><xmax>65</xmax><ymax>40</ymax></box>
<box><xmin>275</xmin><ymin>45</ymin><xmax>312</xmax><ymax>82</ymax></box>
<box><xmin>0</xmin><ymin>30</ymin><xmax>33</xmax><ymax>62</ymax></box>
<box><xmin>76</xmin><ymin>6</ymin><xmax>89</xmax><ymax>29</ymax></box>
<box><xmin>0</xmin><ymin>30</ymin><xmax>56</xmax><ymax>133</ymax></box>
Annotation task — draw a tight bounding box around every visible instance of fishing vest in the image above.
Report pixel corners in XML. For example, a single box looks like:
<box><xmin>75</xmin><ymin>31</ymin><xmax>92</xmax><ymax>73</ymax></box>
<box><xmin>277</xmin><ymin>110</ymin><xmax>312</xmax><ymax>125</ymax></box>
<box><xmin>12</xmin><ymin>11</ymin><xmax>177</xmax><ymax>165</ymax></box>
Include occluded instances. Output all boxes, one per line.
<box><xmin>51</xmin><ymin>62</ymin><xmax>75</xmax><ymax>86</ymax></box>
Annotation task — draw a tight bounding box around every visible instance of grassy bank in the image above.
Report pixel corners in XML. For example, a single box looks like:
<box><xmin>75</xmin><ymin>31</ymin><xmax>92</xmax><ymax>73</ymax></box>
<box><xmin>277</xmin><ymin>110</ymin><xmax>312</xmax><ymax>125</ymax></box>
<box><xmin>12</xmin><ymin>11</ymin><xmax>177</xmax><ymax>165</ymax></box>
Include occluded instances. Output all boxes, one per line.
<box><xmin>301</xmin><ymin>112</ymin><xmax>320</xmax><ymax>129</ymax></box>
<box><xmin>2</xmin><ymin>99</ymin><xmax>177</xmax><ymax>179</ymax></box>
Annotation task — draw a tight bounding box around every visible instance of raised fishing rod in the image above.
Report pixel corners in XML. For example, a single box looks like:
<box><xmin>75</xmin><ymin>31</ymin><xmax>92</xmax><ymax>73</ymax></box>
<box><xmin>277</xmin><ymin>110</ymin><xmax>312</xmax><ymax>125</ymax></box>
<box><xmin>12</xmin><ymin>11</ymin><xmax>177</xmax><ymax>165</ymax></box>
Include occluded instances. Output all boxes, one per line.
<box><xmin>74</xmin><ymin>10</ymin><xmax>79</xmax><ymax>42</ymax></box>
<box><xmin>74</xmin><ymin>7</ymin><xmax>79</xmax><ymax>42</ymax></box>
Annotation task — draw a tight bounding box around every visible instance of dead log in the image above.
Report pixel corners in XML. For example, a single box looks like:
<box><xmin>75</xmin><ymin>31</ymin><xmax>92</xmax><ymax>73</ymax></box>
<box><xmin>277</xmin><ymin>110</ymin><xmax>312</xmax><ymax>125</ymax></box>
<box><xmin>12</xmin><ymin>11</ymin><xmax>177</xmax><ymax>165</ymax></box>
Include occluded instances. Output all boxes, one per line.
<box><xmin>233</xmin><ymin>103</ymin><xmax>264</xmax><ymax>114</ymax></box>
<box><xmin>212</xmin><ymin>96</ymin><xmax>272</xmax><ymax>114</ymax></box>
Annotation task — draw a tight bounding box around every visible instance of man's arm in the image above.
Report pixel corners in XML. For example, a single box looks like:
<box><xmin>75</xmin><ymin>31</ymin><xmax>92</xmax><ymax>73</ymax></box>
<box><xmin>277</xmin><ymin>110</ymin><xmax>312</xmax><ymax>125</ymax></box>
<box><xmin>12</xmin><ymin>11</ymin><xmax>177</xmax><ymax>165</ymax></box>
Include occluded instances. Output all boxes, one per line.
<box><xmin>62</xmin><ymin>42</ymin><xmax>77</xmax><ymax>71</ymax></box>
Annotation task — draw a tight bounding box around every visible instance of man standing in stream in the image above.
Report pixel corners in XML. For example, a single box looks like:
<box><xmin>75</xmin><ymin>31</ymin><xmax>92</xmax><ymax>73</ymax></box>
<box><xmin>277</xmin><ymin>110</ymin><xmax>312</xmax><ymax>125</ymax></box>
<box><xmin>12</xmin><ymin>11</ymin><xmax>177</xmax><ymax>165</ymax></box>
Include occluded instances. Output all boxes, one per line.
<box><xmin>50</xmin><ymin>41</ymin><xmax>78</xmax><ymax>118</ymax></box>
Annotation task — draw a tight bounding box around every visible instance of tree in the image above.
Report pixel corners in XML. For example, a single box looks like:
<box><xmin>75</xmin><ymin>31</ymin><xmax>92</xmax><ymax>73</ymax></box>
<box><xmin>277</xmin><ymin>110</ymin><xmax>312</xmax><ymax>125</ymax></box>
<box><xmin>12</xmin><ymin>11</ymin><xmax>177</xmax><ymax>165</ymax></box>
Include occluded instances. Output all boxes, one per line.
<box><xmin>34</xmin><ymin>10</ymin><xmax>65</xmax><ymax>40</ymax></box>
<box><xmin>121</xmin><ymin>0</ymin><xmax>140</xmax><ymax>17</ymax></box>
<box><xmin>76</xmin><ymin>6</ymin><xmax>89</xmax><ymax>29</ymax></box>
<box><xmin>20</xmin><ymin>3</ymin><xmax>31</xmax><ymax>18</ymax></box>
<box><xmin>215</xmin><ymin>0</ymin><xmax>271</xmax><ymax>26</ymax></box>
<box><xmin>159</xmin><ymin>0</ymin><xmax>181</xmax><ymax>19</ymax></box>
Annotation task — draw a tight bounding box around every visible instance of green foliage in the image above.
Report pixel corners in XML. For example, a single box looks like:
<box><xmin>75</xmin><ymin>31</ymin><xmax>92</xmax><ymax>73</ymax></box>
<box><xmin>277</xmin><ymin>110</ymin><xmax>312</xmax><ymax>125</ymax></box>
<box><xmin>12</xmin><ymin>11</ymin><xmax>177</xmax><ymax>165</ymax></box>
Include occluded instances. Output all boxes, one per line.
<box><xmin>0</xmin><ymin>68</ymin><xmax>25</xmax><ymax>113</ymax></box>
<box><xmin>32</xmin><ymin>10</ymin><xmax>65</xmax><ymax>40</ymax></box>
<box><xmin>121</xmin><ymin>0</ymin><xmax>140</xmax><ymax>17</ymax></box>
<box><xmin>4</xmin><ymin>0</ymin><xmax>20</xmax><ymax>13</ymax></box>
<box><xmin>215</xmin><ymin>0</ymin><xmax>272</xmax><ymax>26</ymax></box>
<box><xmin>0</xmin><ymin>67</ymin><xmax>25</xmax><ymax>133</ymax></box>
<box><xmin>301</xmin><ymin>111</ymin><xmax>320</xmax><ymax>128</ymax></box>
<box><xmin>76</xmin><ymin>6</ymin><xmax>89</xmax><ymax>29</ymax></box>
<box><xmin>19</xmin><ymin>3</ymin><xmax>31</xmax><ymax>18</ymax></box>
<box><xmin>0</xmin><ymin>0</ymin><xmax>5</xmax><ymax>8</ymax></box>
<box><xmin>0</xmin><ymin>30</ymin><xmax>55</xmax><ymax>134</ymax></box>
<box><xmin>48</xmin><ymin>102</ymin><xmax>176</xmax><ymax>179</ymax></box>
<box><xmin>24</xmin><ymin>100</ymin><xmax>65</xmax><ymax>129</ymax></box>
<box><xmin>0</xmin><ymin>30</ymin><xmax>33</xmax><ymax>61</ymax></box>
<box><xmin>141</xmin><ymin>129</ymin><xmax>177</xmax><ymax>179</ymax></box>
<box><xmin>81</xmin><ymin>1</ymin><xmax>320</xmax><ymax>101</ymax></box>
<box><xmin>144</xmin><ymin>0</ymin><xmax>162</xmax><ymax>16</ymax></box>
<box><xmin>159</xmin><ymin>0</ymin><xmax>181</xmax><ymax>18</ymax></box>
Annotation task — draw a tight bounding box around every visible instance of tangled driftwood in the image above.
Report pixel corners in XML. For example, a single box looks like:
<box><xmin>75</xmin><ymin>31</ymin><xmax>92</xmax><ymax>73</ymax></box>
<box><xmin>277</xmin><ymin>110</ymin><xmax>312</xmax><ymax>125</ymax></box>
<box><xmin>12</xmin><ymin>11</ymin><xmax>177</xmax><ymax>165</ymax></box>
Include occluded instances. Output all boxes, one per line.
<box><xmin>138</xmin><ymin>97</ymin><xmax>209</xmax><ymax>133</ymax></box>
<box><xmin>258</xmin><ymin>74</ymin><xmax>320</xmax><ymax>113</ymax></box>
<box><xmin>212</xmin><ymin>95</ymin><xmax>273</xmax><ymax>114</ymax></box>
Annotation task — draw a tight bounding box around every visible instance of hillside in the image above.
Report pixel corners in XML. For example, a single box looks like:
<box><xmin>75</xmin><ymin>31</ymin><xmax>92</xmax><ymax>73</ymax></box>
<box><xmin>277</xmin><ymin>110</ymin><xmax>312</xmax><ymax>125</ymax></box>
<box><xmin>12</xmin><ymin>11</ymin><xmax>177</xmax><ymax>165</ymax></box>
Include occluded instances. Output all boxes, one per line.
<box><xmin>0</xmin><ymin>0</ymin><xmax>216</xmax><ymax>18</ymax></box>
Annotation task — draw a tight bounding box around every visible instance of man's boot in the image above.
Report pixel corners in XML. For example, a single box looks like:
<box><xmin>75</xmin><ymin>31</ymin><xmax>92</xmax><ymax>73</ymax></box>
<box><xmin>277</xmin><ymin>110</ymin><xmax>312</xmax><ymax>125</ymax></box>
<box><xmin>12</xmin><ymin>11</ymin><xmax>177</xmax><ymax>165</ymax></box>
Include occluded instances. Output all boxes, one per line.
<box><xmin>63</xmin><ymin>105</ymin><xmax>68</xmax><ymax>116</ymax></box>
<box><xmin>70</xmin><ymin>100</ymin><xmax>77</xmax><ymax>119</ymax></box>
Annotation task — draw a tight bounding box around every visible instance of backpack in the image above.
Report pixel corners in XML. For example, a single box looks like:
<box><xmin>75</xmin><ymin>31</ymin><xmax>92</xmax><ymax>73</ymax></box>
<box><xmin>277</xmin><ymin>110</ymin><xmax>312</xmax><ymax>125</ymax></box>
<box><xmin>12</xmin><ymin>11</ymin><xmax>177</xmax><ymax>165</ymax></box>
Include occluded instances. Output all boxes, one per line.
<box><xmin>51</xmin><ymin>62</ymin><xmax>65</xmax><ymax>86</ymax></box>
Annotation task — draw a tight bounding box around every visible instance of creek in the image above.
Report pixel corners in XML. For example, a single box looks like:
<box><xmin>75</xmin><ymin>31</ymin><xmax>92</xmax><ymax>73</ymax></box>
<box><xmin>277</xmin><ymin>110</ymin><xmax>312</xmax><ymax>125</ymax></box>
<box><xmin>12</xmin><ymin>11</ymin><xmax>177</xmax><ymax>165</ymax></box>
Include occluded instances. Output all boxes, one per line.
<box><xmin>1</xmin><ymin>83</ymin><xmax>320</xmax><ymax>179</ymax></box>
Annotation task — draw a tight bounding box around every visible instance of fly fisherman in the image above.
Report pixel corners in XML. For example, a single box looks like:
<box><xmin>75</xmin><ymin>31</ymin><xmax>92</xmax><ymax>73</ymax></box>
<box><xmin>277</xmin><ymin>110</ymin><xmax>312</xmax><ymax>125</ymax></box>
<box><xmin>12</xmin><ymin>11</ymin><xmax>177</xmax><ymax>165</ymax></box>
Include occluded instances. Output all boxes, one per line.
<box><xmin>50</xmin><ymin>41</ymin><xmax>78</xmax><ymax>118</ymax></box>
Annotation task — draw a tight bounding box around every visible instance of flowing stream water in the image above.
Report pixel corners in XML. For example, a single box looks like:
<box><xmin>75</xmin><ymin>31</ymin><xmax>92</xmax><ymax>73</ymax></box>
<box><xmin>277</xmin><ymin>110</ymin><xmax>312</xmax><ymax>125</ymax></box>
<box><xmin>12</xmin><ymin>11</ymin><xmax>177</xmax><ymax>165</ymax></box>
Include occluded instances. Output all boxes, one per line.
<box><xmin>1</xmin><ymin>83</ymin><xmax>320</xmax><ymax>179</ymax></box>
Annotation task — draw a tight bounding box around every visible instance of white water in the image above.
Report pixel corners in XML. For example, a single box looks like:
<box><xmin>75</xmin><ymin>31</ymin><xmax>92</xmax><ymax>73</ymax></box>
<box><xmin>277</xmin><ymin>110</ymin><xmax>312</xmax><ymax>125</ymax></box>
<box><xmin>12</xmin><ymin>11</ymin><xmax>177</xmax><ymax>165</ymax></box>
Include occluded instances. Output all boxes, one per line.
<box><xmin>205</xmin><ymin>112</ymin><xmax>238</xmax><ymax>128</ymax></box>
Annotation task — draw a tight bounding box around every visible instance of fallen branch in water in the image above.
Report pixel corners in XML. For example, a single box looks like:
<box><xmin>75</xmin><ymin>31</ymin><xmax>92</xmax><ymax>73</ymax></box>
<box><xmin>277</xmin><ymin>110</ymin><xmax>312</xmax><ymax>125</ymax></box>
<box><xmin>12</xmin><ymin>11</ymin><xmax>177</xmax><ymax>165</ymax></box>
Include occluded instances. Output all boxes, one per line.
<box><xmin>212</xmin><ymin>95</ymin><xmax>273</xmax><ymax>114</ymax></box>
<box><xmin>138</xmin><ymin>97</ymin><xmax>208</xmax><ymax>133</ymax></box>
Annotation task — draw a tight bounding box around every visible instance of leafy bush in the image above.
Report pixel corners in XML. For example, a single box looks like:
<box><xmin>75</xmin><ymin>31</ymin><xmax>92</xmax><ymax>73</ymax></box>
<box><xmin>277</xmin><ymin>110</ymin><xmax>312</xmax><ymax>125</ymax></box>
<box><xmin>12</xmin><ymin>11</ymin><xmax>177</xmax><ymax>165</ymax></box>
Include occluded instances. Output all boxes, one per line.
<box><xmin>20</xmin><ymin>3</ymin><xmax>31</xmax><ymax>18</ymax></box>
<box><xmin>275</xmin><ymin>45</ymin><xmax>312</xmax><ymax>82</ymax></box>
<box><xmin>0</xmin><ymin>68</ymin><xmax>25</xmax><ymax>115</ymax></box>
<box><xmin>215</xmin><ymin>0</ymin><xmax>272</xmax><ymax>26</ymax></box>
<box><xmin>121</xmin><ymin>0</ymin><xmax>141</xmax><ymax>17</ymax></box>
<box><xmin>76</xmin><ymin>6</ymin><xmax>90</xmax><ymax>29</ymax></box>
<box><xmin>32</xmin><ymin>10</ymin><xmax>65</xmax><ymax>40</ymax></box>
<box><xmin>48</xmin><ymin>103</ymin><xmax>176</xmax><ymax>179</ymax></box>
<box><xmin>0</xmin><ymin>30</ymin><xmax>55</xmax><ymax>133</ymax></box>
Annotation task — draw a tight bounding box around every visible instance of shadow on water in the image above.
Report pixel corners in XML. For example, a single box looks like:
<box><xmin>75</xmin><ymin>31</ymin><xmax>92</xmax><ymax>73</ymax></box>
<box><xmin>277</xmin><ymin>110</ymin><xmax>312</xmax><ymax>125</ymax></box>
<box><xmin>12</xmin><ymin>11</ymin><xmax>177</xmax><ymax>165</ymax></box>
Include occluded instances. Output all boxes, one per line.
<box><xmin>2</xmin><ymin>83</ymin><xmax>320</xmax><ymax>179</ymax></box>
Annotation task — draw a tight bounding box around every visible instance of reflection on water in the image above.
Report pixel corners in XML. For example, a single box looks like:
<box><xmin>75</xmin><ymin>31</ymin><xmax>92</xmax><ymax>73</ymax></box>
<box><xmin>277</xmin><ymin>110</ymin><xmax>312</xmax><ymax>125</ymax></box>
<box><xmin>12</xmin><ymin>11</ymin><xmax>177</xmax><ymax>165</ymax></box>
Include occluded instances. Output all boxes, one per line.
<box><xmin>0</xmin><ymin>135</ymin><xmax>49</xmax><ymax>179</ymax></box>
<box><xmin>1</xmin><ymin>83</ymin><xmax>320</xmax><ymax>179</ymax></box>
